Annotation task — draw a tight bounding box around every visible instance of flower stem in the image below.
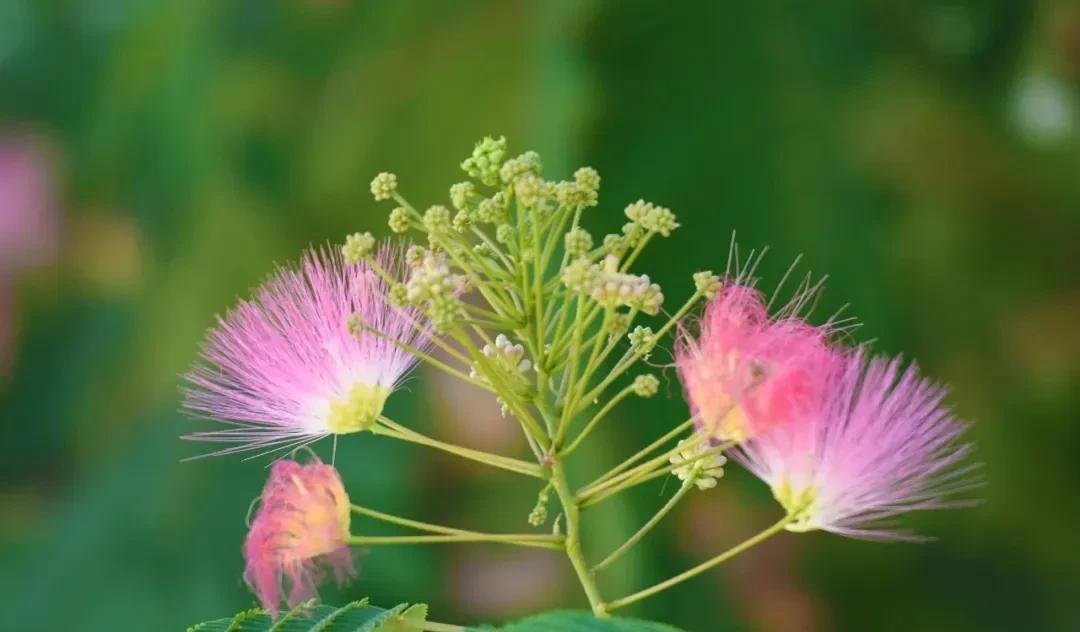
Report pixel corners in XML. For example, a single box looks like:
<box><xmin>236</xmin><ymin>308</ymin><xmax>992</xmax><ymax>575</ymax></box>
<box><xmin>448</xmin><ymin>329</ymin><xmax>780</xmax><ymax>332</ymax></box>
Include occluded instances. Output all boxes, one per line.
<box><xmin>350</xmin><ymin>504</ymin><xmax>558</xmax><ymax>550</ymax></box>
<box><xmin>603</xmin><ymin>515</ymin><xmax>794</xmax><ymax>611</ymax></box>
<box><xmin>347</xmin><ymin>533</ymin><xmax>563</xmax><ymax>549</ymax></box>
<box><xmin>592</xmin><ymin>472</ymin><xmax>697</xmax><ymax>573</ymax></box>
<box><xmin>549</xmin><ymin>457</ymin><xmax>609</xmax><ymax>617</ymax></box>
<box><xmin>580</xmin><ymin>442</ymin><xmax>731</xmax><ymax>510</ymax></box>
<box><xmin>373</xmin><ymin>418</ymin><xmax>543</xmax><ymax>478</ymax></box>
<box><xmin>586</xmin><ymin>418</ymin><xmax>695</xmax><ymax>489</ymax></box>
<box><xmin>559</xmin><ymin>384</ymin><xmax>635</xmax><ymax>455</ymax></box>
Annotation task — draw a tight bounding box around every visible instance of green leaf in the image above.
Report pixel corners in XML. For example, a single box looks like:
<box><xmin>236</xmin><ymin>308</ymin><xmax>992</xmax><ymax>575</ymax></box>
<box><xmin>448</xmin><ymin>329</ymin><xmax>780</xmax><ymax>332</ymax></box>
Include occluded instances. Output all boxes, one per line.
<box><xmin>476</xmin><ymin>610</ymin><xmax>686</xmax><ymax>632</ymax></box>
<box><xmin>187</xmin><ymin>600</ymin><xmax>429</xmax><ymax>632</ymax></box>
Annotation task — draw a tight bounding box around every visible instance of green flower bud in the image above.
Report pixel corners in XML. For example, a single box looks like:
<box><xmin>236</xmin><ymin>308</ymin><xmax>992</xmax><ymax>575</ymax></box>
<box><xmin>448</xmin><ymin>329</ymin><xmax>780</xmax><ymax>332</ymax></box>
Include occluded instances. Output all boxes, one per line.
<box><xmin>625</xmin><ymin>199</ymin><xmax>679</xmax><ymax>236</ymax></box>
<box><xmin>495</xmin><ymin>224</ymin><xmax>514</xmax><ymax>244</ymax></box>
<box><xmin>341</xmin><ymin>232</ymin><xmax>375</xmax><ymax>264</ymax></box>
<box><xmin>405</xmin><ymin>245</ymin><xmax>426</xmax><ymax>267</ymax></box>
<box><xmin>670</xmin><ymin>439</ymin><xmax>726</xmax><ymax>490</ymax></box>
<box><xmin>388</xmin><ymin>207</ymin><xmax>410</xmax><ymax>233</ymax></box>
<box><xmin>450</xmin><ymin>181</ymin><xmax>475</xmax><ymax>210</ymax></box>
<box><xmin>574</xmin><ymin>166</ymin><xmax>600</xmax><ymax>195</ymax></box>
<box><xmin>475</xmin><ymin>197</ymin><xmax>504</xmax><ymax>224</ymax></box>
<box><xmin>423</xmin><ymin>205</ymin><xmax>452</xmax><ymax>233</ymax></box>
<box><xmin>452</xmin><ymin>210</ymin><xmax>472</xmax><ymax>232</ymax></box>
<box><xmin>632</xmin><ymin>374</ymin><xmax>660</xmax><ymax>398</ymax></box>
<box><xmin>564</xmin><ymin>227</ymin><xmax>593</xmax><ymax>257</ymax></box>
<box><xmin>513</xmin><ymin>173</ymin><xmax>547</xmax><ymax>208</ymax></box>
<box><xmin>561</xmin><ymin>259</ymin><xmax>597</xmax><ymax>293</ymax></box>
<box><xmin>499</xmin><ymin>150</ymin><xmax>543</xmax><ymax>183</ymax></box>
<box><xmin>388</xmin><ymin>283</ymin><xmax>409</xmax><ymax>307</ymax></box>
<box><xmin>461</xmin><ymin>136</ymin><xmax>507</xmax><ymax>186</ymax></box>
<box><xmin>602</xmin><ymin>233</ymin><xmax>625</xmax><ymax>254</ymax></box>
<box><xmin>693</xmin><ymin>271</ymin><xmax>721</xmax><ymax>298</ymax></box>
<box><xmin>628</xmin><ymin>325</ymin><xmax>655</xmax><ymax>356</ymax></box>
<box><xmin>370</xmin><ymin>172</ymin><xmax>398</xmax><ymax>201</ymax></box>
<box><xmin>429</xmin><ymin>296</ymin><xmax>460</xmax><ymax>332</ymax></box>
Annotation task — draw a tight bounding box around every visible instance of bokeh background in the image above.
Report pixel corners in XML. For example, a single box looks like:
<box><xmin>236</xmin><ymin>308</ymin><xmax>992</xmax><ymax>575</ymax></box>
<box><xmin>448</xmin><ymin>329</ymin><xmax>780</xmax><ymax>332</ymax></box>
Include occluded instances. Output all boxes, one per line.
<box><xmin>2</xmin><ymin>1</ymin><xmax>1079</xmax><ymax>631</ymax></box>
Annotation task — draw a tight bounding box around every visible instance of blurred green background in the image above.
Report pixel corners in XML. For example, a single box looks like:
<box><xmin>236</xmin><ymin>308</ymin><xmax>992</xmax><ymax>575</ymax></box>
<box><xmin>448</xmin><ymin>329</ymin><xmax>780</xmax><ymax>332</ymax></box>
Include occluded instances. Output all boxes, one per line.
<box><xmin>2</xmin><ymin>1</ymin><xmax>1078</xmax><ymax>631</ymax></box>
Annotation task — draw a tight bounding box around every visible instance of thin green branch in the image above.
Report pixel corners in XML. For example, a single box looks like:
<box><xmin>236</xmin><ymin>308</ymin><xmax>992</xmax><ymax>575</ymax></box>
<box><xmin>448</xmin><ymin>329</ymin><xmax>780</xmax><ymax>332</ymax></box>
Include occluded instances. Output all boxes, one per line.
<box><xmin>592</xmin><ymin>469</ymin><xmax>698</xmax><ymax>573</ymax></box>
<box><xmin>559</xmin><ymin>384</ymin><xmax>635</xmax><ymax>454</ymax></box>
<box><xmin>373</xmin><ymin>418</ymin><xmax>543</xmax><ymax>478</ymax></box>
<box><xmin>603</xmin><ymin>515</ymin><xmax>794</xmax><ymax>611</ymax></box>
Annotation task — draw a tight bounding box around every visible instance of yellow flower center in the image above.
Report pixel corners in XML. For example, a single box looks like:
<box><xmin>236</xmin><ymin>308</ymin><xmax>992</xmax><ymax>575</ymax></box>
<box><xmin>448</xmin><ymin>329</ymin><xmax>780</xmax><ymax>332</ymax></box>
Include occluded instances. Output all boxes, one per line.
<box><xmin>326</xmin><ymin>382</ymin><xmax>390</xmax><ymax>434</ymax></box>
<box><xmin>773</xmin><ymin>480</ymin><xmax>817</xmax><ymax>532</ymax></box>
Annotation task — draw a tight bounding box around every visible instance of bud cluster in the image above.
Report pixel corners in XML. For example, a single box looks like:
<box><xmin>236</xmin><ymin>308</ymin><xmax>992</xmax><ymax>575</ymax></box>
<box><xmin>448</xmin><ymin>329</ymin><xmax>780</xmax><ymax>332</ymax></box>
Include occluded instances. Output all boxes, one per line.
<box><xmin>670</xmin><ymin>439</ymin><xmax>727</xmax><ymax>490</ymax></box>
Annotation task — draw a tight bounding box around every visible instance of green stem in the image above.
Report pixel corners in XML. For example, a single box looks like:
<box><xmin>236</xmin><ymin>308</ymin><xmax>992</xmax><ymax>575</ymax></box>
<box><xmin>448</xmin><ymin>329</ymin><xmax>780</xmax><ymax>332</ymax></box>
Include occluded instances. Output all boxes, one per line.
<box><xmin>592</xmin><ymin>471</ymin><xmax>698</xmax><ymax>573</ymax></box>
<box><xmin>603</xmin><ymin>515</ymin><xmax>794</xmax><ymax>611</ymax></box>
<box><xmin>373</xmin><ymin>419</ymin><xmax>543</xmax><ymax>478</ymax></box>
<box><xmin>549</xmin><ymin>458</ymin><xmax>609</xmax><ymax>617</ymax></box>
<box><xmin>588</xmin><ymin>418</ymin><xmax>695</xmax><ymax>490</ymax></box>
<box><xmin>579</xmin><ymin>433</ymin><xmax>705</xmax><ymax>499</ymax></box>
<box><xmin>357</xmin><ymin>321</ymin><xmax>492</xmax><ymax>393</ymax></box>
<box><xmin>347</xmin><ymin>533</ymin><xmax>562</xmax><ymax>549</ymax></box>
<box><xmin>559</xmin><ymin>384</ymin><xmax>635</xmax><ymax>454</ymax></box>
<box><xmin>350</xmin><ymin>504</ymin><xmax>556</xmax><ymax>550</ymax></box>
<box><xmin>574</xmin><ymin>290</ymin><xmax>704</xmax><ymax>414</ymax></box>
<box><xmin>581</xmin><ymin>442</ymin><xmax>731</xmax><ymax>509</ymax></box>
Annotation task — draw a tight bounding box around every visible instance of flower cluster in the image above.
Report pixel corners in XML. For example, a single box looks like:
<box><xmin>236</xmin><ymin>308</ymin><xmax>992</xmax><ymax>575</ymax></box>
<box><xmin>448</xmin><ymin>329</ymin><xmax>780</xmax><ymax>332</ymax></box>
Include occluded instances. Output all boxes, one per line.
<box><xmin>181</xmin><ymin>136</ymin><xmax>978</xmax><ymax>619</ymax></box>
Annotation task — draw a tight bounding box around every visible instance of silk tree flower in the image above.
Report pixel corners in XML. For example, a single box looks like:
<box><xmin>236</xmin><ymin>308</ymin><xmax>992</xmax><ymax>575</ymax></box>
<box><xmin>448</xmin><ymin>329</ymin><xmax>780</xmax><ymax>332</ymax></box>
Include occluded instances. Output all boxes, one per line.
<box><xmin>737</xmin><ymin>350</ymin><xmax>978</xmax><ymax>541</ymax></box>
<box><xmin>183</xmin><ymin>244</ymin><xmax>428</xmax><ymax>457</ymax></box>
<box><xmin>244</xmin><ymin>458</ymin><xmax>354</xmax><ymax>616</ymax></box>
<box><xmin>675</xmin><ymin>282</ymin><xmax>842</xmax><ymax>443</ymax></box>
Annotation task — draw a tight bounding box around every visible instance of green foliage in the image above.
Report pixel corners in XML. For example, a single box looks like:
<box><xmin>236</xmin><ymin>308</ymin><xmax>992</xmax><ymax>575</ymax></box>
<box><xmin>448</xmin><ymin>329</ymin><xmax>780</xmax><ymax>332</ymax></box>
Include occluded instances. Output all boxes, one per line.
<box><xmin>476</xmin><ymin>610</ymin><xmax>685</xmax><ymax>632</ymax></box>
<box><xmin>190</xmin><ymin>606</ymin><xmax>685</xmax><ymax>632</ymax></box>
<box><xmin>187</xmin><ymin>600</ymin><xmax>429</xmax><ymax>632</ymax></box>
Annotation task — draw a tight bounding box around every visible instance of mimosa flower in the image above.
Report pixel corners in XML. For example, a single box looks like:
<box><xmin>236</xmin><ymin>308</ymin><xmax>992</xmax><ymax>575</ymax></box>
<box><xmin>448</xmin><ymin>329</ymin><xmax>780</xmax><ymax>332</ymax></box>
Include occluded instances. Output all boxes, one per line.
<box><xmin>675</xmin><ymin>282</ymin><xmax>841</xmax><ymax>443</ymax></box>
<box><xmin>737</xmin><ymin>350</ymin><xmax>979</xmax><ymax>541</ymax></box>
<box><xmin>243</xmin><ymin>458</ymin><xmax>354</xmax><ymax>616</ymax></box>
<box><xmin>183</xmin><ymin>245</ymin><xmax>427</xmax><ymax>457</ymax></box>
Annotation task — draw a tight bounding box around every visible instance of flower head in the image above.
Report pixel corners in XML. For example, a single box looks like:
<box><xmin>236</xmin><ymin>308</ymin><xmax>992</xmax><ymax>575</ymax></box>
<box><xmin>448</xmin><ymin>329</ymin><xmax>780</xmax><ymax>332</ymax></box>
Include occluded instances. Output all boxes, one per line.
<box><xmin>737</xmin><ymin>351</ymin><xmax>978</xmax><ymax>541</ymax></box>
<box><xmin>243</xmin><ymin>457</ymin><xmax>354</xmax><ymax>616</ymax></box>
<box><xmin>676</xmin><ymin>282</ymin><xmax>840</xmax><ymax>443</ymax></box>
<box><xmin>183</xmin><ymin>244</ymin><xmax>428</xmax><ymax>457</ymax></box>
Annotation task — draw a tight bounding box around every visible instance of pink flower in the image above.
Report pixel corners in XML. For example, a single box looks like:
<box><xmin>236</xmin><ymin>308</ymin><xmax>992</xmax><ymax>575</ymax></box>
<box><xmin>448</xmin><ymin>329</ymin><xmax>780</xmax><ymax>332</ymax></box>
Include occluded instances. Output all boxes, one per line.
<box><xmin>183</xmin><ymin>244</ymin><xmax>428</xmax><ymax>457</ymax></box>
<box><xmin>736</xmin><ymin>350</ymin><xmax>979</xmax><ymax>541</ymax></box>
<box><xmin>675</xmin><ymin>282</ymin><xmax>841</xmax><ymax>443</ymax></box>
<box><xmin>244</xmin><ymin>458</ymin><xmax>354</xmax><ymax>616</ymax></box>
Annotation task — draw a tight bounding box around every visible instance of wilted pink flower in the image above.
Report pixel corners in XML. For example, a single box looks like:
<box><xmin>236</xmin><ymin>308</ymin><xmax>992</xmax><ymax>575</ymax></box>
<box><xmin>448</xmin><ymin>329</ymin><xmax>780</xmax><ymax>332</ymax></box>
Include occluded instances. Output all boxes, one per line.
<box><xmin>244</xmin><ymin>457</ymin><xmax>354</xmax><ymax>616</ymax></box>
<box><xmin>675</xmin><ymin>282</ymin><xmax>841</xmax><ymax>443</ymax></box>
<box><xmin>183</xmin><ymin>245</ymin><xmax>427</xmax><ymax>457</ymax></box>
<box><xmin>736</xmin><ymin>350</ymin><xmax>978</xmax><ymax>541</ymax></box>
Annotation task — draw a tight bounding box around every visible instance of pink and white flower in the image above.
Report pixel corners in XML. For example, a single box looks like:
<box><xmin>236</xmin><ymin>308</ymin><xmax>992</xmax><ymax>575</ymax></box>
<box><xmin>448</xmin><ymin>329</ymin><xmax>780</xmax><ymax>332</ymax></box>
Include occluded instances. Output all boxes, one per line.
<box><xmin>243</xmin><ymin>457</ymin><xmax>354</xmax><ymax>616</ymax></box>
<box><xmin>737</xmin><ymin>350</ymin><xmax>979</xmax><ymax>541</ymax></box>
<box><xmin>675</xmin><ymin>282</ymin><xmax>841</xmax><ymax>443</ymax></box>
<box><xmin>183</xmin><ymin>244</ymin><xmax>427</xmax><ymax>456</ymax></box>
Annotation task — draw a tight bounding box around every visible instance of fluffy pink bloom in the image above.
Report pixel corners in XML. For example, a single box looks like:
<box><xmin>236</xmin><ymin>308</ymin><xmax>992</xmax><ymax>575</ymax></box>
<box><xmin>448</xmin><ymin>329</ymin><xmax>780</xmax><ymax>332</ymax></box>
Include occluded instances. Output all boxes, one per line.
<box><xmin>736</xmin><ymin>350</ymin><xmax>978</xmax><ymax>541</ymax></box>
<box><xmin>675</xmin><ymin>282</ymin><xmax>842</xmax><ymax>443</ymax></box>
<box><xmin>244</xmin><ymin>457</ymin><xmax>354</xmax><ymax>616</ymax></box>
<box><xmin>183</xmin><ymin>244</ymin><xmax>428</xmax><ymax>456</ymax></box>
